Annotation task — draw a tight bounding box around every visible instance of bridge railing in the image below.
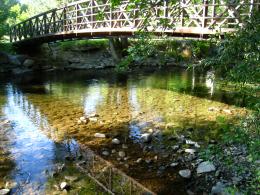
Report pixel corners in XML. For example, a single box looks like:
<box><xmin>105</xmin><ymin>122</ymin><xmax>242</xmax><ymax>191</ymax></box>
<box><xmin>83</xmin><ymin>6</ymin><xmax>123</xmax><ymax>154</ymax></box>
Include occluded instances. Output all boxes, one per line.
<box><xmin>10</xmin><ymin>0</ymin><xmax>260</xmax><ymax>43</ymax></box>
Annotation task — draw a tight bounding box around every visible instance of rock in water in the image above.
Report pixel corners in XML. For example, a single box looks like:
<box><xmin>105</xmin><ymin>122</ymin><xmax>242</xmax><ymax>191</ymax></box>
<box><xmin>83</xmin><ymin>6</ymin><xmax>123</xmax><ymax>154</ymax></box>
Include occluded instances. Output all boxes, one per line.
<box><xmin>102</xmin><ymin>151</ymin><xmax>110</xmax><ymax>156</ymax></box>
<box><xmin>0</xmin><ymin>189</ymin><xmax>10</xmax><ymax>195</ymax></box>
<box><xmin>197</xmin><ymin>161</ymin><xmax>216</xmax><ymax>174</ymax></box>
<box><xmin>179</xmin><ymin>169</ymin><xmax>191</xmax><ymax>178</ymax></box>
<box><xmin>94</xmin><ymin>133</ymin><xmax>106</xmax><ymax>138</ymax></box>
<box><xmin>141</xmin><ymin>133</ymin><xmax>152</xmax><ymax>143</ymax></box>
<box><xmin>118</xmin><ymin>151</ymin><xmax>126</xmax><ymax>158</ymax></box>
<box><xmin>170</xmin><ymin>162</ymin><xmax>179</xmax><ymax>167</ymax></box>
<box><xmin>112</xmin><ymin>138</ymin><xmax>120</xmax><ymax>145</ymax></box>
<box><xmin>60</xmin><ymin>182</ymin><xmax>68</xmax><ymax>190</ymax></box>
<box><xmin>185</xmin><ymin>149</ymin><xmax>196</xmax><ymax>154</ymax></box>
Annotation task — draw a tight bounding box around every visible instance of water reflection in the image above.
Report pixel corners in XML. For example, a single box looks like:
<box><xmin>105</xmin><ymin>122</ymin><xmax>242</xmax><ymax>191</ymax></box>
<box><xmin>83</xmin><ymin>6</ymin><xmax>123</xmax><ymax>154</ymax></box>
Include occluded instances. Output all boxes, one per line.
<box><xmin>0</xmin><ymin>68</ymin><xmax>250</xmax><ymax>194</ymax></box>
<box><xmin>1</xmin><ymin>85</ymin><xmax>77</xmax><ymax>194</ymax></box>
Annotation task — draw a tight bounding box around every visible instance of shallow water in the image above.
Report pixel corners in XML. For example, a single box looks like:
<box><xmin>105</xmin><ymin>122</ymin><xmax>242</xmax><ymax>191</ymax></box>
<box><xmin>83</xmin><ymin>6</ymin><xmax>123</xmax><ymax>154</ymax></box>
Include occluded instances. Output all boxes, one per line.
<box><xmin>0</xmin><ymin>68</ymin><xmax>249</xmax><ymax>194</ymax></box>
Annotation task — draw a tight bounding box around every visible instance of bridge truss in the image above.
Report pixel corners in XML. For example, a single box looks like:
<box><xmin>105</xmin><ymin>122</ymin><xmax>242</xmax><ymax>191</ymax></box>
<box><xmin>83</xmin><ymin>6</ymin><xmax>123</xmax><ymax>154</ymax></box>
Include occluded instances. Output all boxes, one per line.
<box><xmin>10</xmin><ymin>0</ymin><xmax>260</xmax><ymax>43</ymax></box>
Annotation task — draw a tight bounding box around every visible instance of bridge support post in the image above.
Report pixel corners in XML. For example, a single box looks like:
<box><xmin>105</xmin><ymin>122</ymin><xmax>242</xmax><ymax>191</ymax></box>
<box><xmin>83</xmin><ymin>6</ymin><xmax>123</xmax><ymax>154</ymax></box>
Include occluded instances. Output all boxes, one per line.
<box><xmin>109</xmin><ymin>37</ymin><xmax>129</xmax><ymax>62</ymax></box>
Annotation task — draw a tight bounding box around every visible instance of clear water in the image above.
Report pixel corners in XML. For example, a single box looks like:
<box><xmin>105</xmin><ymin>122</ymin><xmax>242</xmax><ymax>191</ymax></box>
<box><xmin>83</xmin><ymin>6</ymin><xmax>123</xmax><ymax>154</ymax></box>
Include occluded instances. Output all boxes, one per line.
<box><xmin>0</xmin><ymin>68</ymin><xmax>249</xmax><ymax>194</ymax></box>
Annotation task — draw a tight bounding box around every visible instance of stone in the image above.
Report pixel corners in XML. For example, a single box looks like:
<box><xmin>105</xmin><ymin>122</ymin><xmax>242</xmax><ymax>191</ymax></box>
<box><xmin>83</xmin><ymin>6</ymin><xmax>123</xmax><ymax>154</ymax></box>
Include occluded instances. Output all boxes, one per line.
<box><xmin>197</xmin><ymin>161</ymin><xmax>216</xmax><ymax>174</ymax></box>
<box><xmin>118</xmin><ymin>151</ymin><xmax>126</xmax><ymax>158</ymax></box>
<box><xmin>94</xmin><ymin>133</ymin><xmax>106</xmax><ymax>138</ymax></box>
<box><xmin>170</xmin><ymin>162</ymin><xmax>179</xmax><ymax>167</ymax></box>
<box><xmin>80</xmin><ymin>116</ymin><xmax>86</xmax><ymax>121</ymax></box>
<box><xmin>0</xmin><ymin>189</ymin><xmax>10</xmax><ymax>195</ymax></box>
<box><xmin>102</xmin><ymin>151</ymin><xmax>110</xmax><ymax>156</ymax></box>
<box><xmin>211</xmin><ymin>182</ymin><xmax>225</xmax><ymax>194</ymax></box>
<box><xmin>141</xmin><ymin>133</ymin><xmax>152</xmax><ymax>143</ymax></box>
<box><xmin>60</xmin><ymin>182</ymin><xmax>69</xmax><ymax>190</ymax></box>
<box><xmin>185</xmin><ymin>149</ymin><xmax>196</xmax><ymax>154</ymax></box>
<box><xmin>185</xmin><ymin>139</ymin><xmax>197</xmax><ymax>145</ymax></box>
<box><xmin>111</xmin><ymin>149</ymin><xmax>116</xmax><ymax>154</ymax></box>
<box><xmin>23</xmin><ymin>59</ymin><xmax>34</xmax><ymax>67</ymax></box>
<box><xmin>112</xmin><ymin>138</ymin><xmax>120</xmax><ymax>145</ymax></box>
<box><xmin>179</xmin><ymin>169</ymin><xmax>191</xmax><ymax>179</ymax></box>
<box><xmin>136</xmin><ymin>158</ymin><xmax>142</xmax><ymax>163</ymax></box>
<box><xmin>171</xmin><ymin>145</ymin><xmax>180</xmax><ymax>151</ymax></box>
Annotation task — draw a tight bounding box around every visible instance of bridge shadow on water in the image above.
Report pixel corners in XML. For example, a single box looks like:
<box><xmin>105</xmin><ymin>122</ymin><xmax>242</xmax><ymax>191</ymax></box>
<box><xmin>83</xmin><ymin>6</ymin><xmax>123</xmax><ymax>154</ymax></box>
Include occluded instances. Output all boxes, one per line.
<box><xmin>0</xmin><ymin>67</ymin><xmax>252</xmax><ymax>194</ymax></box>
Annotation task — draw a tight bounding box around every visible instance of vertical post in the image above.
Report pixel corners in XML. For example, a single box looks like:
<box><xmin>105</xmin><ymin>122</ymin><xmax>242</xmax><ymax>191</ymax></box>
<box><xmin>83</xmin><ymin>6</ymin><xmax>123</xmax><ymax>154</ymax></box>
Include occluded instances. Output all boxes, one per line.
<box><xmin>9</xmin><ymin>27</ymin><xmax>12</xmax><ymax>43</ymax></box>
<box><xmin>163</xmin><ymin>0</ymin><xmax>168</xmax><ymax>18</ymax></box>
<box><xmin>202</xmin><ymin>0</ymin><xmax>209</xmax><ymax>28</ymax></box>
<box><xmin>212</xmin><ymin>0</ymin><xmax>216</xmax><ymax>24</ymax></box>
<box><xmin>180</xmin><ymin>0</ymin><xmax>185</xmax><ymax>27</ymax></box>
<box><xmin>44</xmin><ymin>13</ymin><xmax>47</xmax><ymax>34</ymax></box>
<box><xmin>110</xmin><ymin>3</ymin><xmax>112</xmax><ymax>30</ymax></box>
<box><xmin>249</xmin><ymin>0</ymin><xmax>254</xmax><ymax>17</ymax></box>
<box><xmin>63</xmin><ymin>7</ymin><xmax>67</xmax><ymax>32</ymax></box>
<box><xmin>91</xmin><ymin>0</ymin><xmax>94</xmax><ymax>30</ymax></box>
<box><xmin>52</xmin><ymin>10</ymin><xmax>56</xmax><ymax>33</ymax></box>
<box><xmin>75</xmin><ymin>4</ymin><xmax>78</xmax><ymax>31</ymax></box>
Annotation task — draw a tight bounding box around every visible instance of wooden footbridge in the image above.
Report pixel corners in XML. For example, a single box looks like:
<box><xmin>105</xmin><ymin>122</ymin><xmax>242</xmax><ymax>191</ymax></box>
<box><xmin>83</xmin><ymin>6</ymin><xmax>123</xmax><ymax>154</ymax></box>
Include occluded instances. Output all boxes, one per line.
<box><xmin>10</xmin><ymin>0</ymin><xmax>259</xmax><ymax>44</ymax></box>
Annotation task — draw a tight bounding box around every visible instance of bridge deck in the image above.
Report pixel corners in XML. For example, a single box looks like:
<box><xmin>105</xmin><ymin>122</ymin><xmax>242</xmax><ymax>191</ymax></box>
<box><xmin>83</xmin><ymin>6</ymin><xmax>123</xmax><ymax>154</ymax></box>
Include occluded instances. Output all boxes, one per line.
<box><xmin>10</xmin><ymin>0</ymin><xmax>260</xmax><ymax>44</ymax></box>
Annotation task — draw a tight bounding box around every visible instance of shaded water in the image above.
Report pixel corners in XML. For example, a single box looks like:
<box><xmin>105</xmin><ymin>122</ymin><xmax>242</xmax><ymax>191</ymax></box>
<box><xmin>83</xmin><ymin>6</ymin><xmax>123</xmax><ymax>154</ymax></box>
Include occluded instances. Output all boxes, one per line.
<box><xmin>0</xmin><ymin>68</ymin><xmax>249</xmax><ymax>194</ymax></box>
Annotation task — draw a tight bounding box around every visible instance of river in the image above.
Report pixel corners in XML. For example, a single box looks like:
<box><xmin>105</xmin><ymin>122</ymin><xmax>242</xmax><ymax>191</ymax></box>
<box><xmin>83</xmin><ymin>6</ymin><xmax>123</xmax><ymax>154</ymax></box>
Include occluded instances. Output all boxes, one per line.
<box><xmin>0</xmin><ymin>67</ymin><xmax>249</xmax><ymax>194</ymax></box>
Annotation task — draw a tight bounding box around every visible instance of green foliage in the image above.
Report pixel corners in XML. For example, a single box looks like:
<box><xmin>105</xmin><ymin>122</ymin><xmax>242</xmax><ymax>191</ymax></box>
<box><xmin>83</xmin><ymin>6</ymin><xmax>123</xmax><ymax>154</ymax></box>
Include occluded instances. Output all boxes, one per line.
<box><xmin>0</xmin><ymin>0</ymin><xmax>21</xmax><ymax>40</ymax></box>
<box><xmin>203</xmin><ymin>12</ymin><xmax>260</xmax><ymax>85</ymax></box>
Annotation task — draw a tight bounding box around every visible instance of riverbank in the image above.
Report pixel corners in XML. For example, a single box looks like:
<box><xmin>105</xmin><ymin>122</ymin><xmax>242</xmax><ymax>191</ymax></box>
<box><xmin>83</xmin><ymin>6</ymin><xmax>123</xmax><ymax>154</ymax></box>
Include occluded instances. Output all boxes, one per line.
<box><xmin>0</xmin><ymin>38</ymin><xmax>212</xmax><ymax>74</ymax></box>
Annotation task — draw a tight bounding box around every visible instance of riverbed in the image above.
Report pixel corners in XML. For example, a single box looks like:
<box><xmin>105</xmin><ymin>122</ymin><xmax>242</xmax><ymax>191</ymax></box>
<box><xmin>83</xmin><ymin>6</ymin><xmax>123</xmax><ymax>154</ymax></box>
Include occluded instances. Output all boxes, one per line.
<box><xmin>0</xmin><ymin>67</ymin><xmax>249</xmax><ymax>194</ymax></box>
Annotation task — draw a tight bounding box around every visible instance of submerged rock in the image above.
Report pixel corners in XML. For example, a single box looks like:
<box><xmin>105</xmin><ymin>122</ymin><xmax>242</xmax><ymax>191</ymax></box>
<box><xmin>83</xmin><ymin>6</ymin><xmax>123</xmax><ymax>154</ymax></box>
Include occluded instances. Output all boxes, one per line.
<box><xmin>102</xmin><ymin>151</ymin><xmax>110</xmax><ymax>156</ymax></box>
<box><xmin>94</xmin><ymin>133</ymin><xmax>106</xmax><ymax>138</ymax></box>
<box><xmin>170</xmin><ymin>162</ymin><xmax>179</xmax><ymax>167</ymax></box>
<box><xmin>197</xmin><ymin>161</ymin><xmax>216</xmax><ymax>174</ymax></box>
<box><xmin>60</xmin><ymin>182</ymin><xmax>69</xmax><ymax>190</ymax></box>
<box><xmin>141</xmin><ymin>133</ymin><xmax>152</xmax><ymax>143</ymax></box>
<box><xmin>179</xmin><ymin>169</ymin><xmax>191</xmax><ymax>178</ymax></box>
<box><xmin>136</xmin><ymin>158</ymin><xmax>142</xmax><ymax>163</ymax></box>
<box><xmin>118</xmin><ymin>151</ymin><xmax>126</xmax><ymax>158</ymax></box>
<box><xmin>112</xmin><ymin>138</ymin><xmax>120</xmax><ymax>145</ymax></box>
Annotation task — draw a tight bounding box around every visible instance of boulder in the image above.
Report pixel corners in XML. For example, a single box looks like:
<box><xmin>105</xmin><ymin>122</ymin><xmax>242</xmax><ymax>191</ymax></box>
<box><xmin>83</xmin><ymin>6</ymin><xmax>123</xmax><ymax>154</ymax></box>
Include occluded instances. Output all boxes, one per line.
<box><xmin>197</xmin><ymin>161</ymin><xmax>216</xmax><ymax>174</ymax></box>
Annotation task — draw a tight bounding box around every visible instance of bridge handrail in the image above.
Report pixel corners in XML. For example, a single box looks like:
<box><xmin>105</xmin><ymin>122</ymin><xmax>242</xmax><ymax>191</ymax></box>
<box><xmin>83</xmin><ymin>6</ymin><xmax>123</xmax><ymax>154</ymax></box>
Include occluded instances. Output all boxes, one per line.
<box><xmin>10</xmin><ymin>0</ymin><xmax>260</xmax><ymax>43</ymax></box>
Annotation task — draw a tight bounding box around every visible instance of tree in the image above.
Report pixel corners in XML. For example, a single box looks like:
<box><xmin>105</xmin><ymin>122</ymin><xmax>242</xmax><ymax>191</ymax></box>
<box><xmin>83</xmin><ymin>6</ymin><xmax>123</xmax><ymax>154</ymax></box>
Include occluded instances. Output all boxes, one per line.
<box><xmin>0</xmin><ymin>0</ymin><xmax>26</xmax><ymax>40</ymax></box>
